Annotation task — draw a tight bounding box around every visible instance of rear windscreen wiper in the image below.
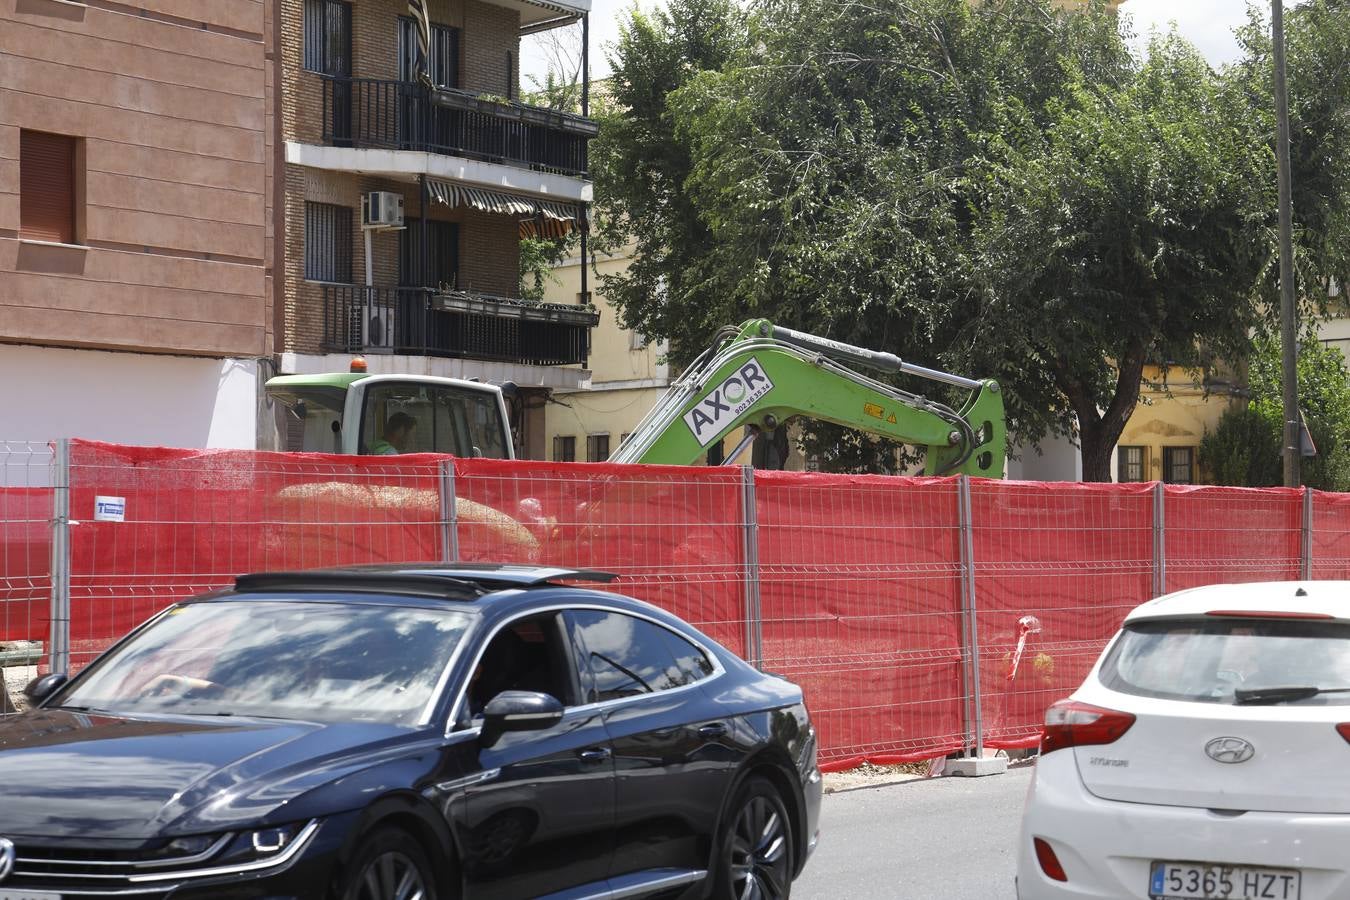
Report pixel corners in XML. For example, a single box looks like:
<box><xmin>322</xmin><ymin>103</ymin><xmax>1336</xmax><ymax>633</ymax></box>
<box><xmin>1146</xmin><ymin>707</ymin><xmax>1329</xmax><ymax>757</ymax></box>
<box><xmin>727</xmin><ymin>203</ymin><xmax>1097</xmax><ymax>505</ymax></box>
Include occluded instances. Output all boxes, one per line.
<box><xmin>1234</xmin><ymin>685</ymin><xmax>1350</xmax><ymax>705</ymax></box>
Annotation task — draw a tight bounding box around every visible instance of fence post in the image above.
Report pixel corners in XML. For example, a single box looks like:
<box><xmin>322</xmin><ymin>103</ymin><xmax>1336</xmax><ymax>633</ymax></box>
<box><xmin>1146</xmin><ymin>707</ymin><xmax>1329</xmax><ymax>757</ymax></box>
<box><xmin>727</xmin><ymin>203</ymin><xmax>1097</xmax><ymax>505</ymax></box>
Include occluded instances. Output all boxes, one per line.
<box><xmin>740</xmin><ymin>465</ymin><xmax>763</xmax><ymax>669</ymax></box>
<box><xmin>49</xmin><ymin>439</ymin><xmax>71</xmax><ymax>674</ymax></box>
<box><xmin>439</xmin><ymin>459</ymin><xmax>459</xmax><ymax>563</ymax></box>
<box><xmin>957</xmin><ymin>475</ymin><xmax>983</xmax><ymax>758</ymax></box>
<box><xmin>1152</xmin><ymin>482</ymin><xmax>1166</xmax><ymax>598</ymax></box>
<box><xmin>1301</xmin><ymin>486</ymin><xmax>1313</xmax><ymax>581</ymax></box>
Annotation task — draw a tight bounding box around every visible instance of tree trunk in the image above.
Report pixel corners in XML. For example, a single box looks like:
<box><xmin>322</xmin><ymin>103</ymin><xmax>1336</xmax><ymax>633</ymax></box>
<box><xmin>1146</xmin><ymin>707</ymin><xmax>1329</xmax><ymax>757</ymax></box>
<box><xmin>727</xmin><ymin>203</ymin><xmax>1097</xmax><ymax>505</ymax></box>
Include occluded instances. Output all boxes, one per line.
<box><xmin>1079</xmin><ymin>419</ymin><xmax>1121</xmax><ymax>483</ymax></box>
<box><xmin>1055</xmin><ymin>340</ymin><xmax>1148</xmax><ymax>483</ymax></box>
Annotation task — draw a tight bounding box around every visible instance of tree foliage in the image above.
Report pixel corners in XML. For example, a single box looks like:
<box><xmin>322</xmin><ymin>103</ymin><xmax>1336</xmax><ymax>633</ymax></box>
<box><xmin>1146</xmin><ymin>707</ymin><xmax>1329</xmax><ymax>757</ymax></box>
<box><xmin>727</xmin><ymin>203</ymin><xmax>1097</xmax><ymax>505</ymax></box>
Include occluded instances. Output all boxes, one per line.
<box><xmin>594</xmin><ymin>0</ymin><xmax>1350</xmax><ymax>479</ymax></box>
<box><xmin>1201</xmin><ymin>336</ymin><xmax>1350</xmax><ymax>490</ymax></box>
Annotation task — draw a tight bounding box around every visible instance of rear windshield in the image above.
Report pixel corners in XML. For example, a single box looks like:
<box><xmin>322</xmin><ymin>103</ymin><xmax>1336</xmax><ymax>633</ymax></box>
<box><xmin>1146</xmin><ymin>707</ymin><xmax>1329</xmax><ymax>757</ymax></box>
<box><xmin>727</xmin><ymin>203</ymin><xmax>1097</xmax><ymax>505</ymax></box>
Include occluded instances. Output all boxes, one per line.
<box><xmin>1099</xmin><ymin>617</ymin><xmax>1350</xmax><ymax>705</ymax></box>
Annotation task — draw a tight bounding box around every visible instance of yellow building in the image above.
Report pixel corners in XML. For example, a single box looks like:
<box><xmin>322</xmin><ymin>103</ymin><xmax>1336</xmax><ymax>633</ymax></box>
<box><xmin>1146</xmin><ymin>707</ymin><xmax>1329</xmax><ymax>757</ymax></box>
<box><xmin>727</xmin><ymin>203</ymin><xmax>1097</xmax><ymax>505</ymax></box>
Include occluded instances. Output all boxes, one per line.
<box><xmin>542</xmin><ymin>244</ymin><xmax>672</xmax><ymax>461</ymax></box>
<box><xmin>1112</xmin><ymin>366</ymin><xmax>1245</xmax><ymax>485</ymax></box>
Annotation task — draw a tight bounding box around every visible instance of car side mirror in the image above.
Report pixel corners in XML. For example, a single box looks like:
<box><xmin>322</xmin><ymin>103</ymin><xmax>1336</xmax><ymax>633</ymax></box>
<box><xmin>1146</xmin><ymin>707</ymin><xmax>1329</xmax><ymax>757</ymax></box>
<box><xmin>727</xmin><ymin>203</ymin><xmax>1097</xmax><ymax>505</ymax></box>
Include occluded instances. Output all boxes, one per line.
<box><xmin>24</xmin><ymin>673</ymin><xmax>68</xmax><ymax>706</ymax></box>
<box><xmin>480</xmin><ymin>690</ymin><xmax>564</xmax><ymax>748</ymax></box>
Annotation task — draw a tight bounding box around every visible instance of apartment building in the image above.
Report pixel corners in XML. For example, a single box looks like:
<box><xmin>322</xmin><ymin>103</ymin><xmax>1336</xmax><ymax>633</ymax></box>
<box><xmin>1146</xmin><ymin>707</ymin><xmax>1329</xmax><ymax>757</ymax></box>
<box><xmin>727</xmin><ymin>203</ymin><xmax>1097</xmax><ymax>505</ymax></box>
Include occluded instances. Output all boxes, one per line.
<box><xmin>273</xmin><ymin>0</ymin><xmax>598</xmax><ymax>458</ymax></box>
<box><xmin>542</xmin><ymin>243</ymin><xmax>670</xmax><ymax>462</ymax></box>
<box><xmin>0</xmin><ymin>0</ymin><xmax>271</xmax><ymax>448</ymax></box>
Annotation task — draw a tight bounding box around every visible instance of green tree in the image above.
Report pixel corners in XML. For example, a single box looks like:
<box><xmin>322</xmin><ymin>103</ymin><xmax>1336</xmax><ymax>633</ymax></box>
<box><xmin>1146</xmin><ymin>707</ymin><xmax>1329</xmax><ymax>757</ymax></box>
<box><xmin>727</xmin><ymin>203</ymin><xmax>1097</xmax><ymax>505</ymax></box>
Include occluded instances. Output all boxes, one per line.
<box><xmin>969</xmin><ymin>34</ymin><xmax>1269</xmax><ymax>480</ymax></box>
<box><xmin>590</xmin><ymin>0</ymin><xmax>747</xmax><ymax>356</ymax></box>
<box><xmin>1201</xmin><ymin>336</ymin><xmax>1350</xmax><ymax>490</ymax></box>
<box><xmin>1229</xmin><ymin>0</ymin><xmax>1350</xmax><ymax>312</ymax></box>
<box><xmin>594</xmin><ymin>0</ymin><xmax>1350</xmax><ymax>479</ymax></box>
<box><xmin>518</xmin><ymin>236</ymin><xmax>570</xmax><ymax>301</ymax></box>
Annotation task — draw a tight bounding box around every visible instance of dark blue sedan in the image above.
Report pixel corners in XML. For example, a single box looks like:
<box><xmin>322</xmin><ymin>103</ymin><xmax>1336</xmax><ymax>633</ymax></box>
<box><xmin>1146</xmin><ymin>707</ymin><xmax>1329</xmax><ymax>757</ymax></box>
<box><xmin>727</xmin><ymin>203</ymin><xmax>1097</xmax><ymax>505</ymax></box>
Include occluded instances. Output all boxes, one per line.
<box><xmin>0</xmin><ymin>564</ymin><xmax>822</xmax><ymax>900</ymax></box>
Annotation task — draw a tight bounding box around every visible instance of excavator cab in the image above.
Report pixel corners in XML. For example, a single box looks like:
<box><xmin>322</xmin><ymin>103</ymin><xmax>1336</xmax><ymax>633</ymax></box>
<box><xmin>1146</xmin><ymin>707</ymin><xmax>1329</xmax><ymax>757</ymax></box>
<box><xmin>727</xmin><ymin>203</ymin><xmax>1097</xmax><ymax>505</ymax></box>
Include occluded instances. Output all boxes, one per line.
<box><xmin>265</xmin><ymin>369</ymin><xmax>515</xmax><ymax>458</ymax></box>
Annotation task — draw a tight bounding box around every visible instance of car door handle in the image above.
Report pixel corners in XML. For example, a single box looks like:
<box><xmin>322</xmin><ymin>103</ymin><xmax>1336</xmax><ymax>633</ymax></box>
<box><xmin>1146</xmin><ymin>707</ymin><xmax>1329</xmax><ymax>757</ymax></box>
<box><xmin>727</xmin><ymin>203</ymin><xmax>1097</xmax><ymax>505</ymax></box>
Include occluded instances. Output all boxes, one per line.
<box><xmin>699</xmin><ymin>722</ymin><xmax>728</xmax><ymax>739</ymax></box>
<box><xmin>578</xmin><ymin>747</ymin><xmax>612</xmax><ymax>764</ymax></box>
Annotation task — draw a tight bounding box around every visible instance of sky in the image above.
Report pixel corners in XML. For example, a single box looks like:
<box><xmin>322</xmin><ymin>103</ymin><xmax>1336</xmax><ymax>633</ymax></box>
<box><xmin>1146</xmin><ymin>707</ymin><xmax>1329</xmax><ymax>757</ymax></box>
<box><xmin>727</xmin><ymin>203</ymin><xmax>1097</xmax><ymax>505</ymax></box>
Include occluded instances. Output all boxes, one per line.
<box><xmin>520</xmin><ymin>0</ymin><xmax>1275</xmax><ymax>85</ymax></box>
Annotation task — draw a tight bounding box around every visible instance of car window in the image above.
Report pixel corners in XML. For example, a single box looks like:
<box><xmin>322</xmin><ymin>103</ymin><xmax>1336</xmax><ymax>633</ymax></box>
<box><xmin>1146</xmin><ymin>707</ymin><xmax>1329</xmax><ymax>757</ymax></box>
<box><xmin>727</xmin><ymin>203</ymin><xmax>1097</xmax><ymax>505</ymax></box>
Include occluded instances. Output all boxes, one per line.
<box><xmin>467</xmin><ymin>613</ymin><xmax>576</xmax><ymax>716</ymax></box>
<box><xmin>1099</xmin><ymin>617</ymin><xmax>1350</xmax><ymax>705</ymax></box>
<box><xmin>60</xmin><ymin>601</ymin><xmax>473</xmax><ymax>724</ymax></box>
<box><xmin>570</xmin><ymin>610</ymin><xmax>698</xmax><ymax>703</ymax></box>
<box><xmin>658</xmin><ymin>626</ymin><xmax>715</xmax><ymax>685</ymax></box>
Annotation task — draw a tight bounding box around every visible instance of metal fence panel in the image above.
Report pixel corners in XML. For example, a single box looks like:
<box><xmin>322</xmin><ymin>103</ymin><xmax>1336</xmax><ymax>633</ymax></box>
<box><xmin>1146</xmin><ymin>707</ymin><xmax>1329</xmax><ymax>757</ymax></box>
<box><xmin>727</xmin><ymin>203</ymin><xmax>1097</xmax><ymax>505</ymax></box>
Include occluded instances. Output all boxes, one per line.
<box><xmin>968</xmin><ymin>479</ymin><xmax>1154</xmax><ymax>749</ymax></box>
<box><xmin>66</xmin><ymin>441</ymin><xmax>445</xmax><ymax>670</ymax></box>
<box><xmin>1164</xmin><ymin>486</ymin><xmax>1303</xmax><ymax>590</ymax></box>
<box><xmin>0</xmin><ymin>442</ymin><xmax>54</xmax><ymax>656</ymax></box>
<box><xmin>1310</xmin><ymin>489</ymin><xmax>1350</xmax><ymax>579</ymax></box>
<box><xmin>451</xmin><ymin>457</ymin><xmax>749</xmax><ymax>656</ymax></box>
<box><xmin>753</xmin><ymin>472</ymin><xmax>965</xmax><ymax>770</ymax></box>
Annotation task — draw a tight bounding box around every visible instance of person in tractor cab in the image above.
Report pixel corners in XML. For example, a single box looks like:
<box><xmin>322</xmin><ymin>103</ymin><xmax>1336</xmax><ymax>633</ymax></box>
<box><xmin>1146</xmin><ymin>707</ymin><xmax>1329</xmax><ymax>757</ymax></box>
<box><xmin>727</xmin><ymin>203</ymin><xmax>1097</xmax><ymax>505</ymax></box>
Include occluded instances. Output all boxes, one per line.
<box><xmin>371</xmin><ymin>412</ymin><xmax>417</xmax><ymax>455</ymax></box>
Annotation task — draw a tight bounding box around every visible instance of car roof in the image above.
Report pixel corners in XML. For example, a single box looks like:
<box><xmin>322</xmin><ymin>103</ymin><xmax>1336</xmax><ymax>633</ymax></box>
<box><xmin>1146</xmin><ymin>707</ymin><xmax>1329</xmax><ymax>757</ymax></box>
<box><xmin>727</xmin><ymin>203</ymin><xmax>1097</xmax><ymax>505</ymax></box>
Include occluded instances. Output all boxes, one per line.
<box><xmin>1128</xmin><ymin>581</ymin><xmax>1350</xmax><ymax>623</ymax></box>
<box><xmin>232</xmin><ymin>564</ymin><xmax>618</xmax><ymax>601</ymax></box>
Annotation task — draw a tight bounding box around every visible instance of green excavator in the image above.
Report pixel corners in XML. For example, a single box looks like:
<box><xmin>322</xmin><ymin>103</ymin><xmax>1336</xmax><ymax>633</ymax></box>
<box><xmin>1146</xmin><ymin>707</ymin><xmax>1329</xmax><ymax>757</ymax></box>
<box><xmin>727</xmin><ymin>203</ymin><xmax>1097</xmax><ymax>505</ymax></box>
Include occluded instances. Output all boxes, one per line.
<box><xmin>610</xmin><ymin>319</ymin><xmax>1006</xmax><ymax>476</ymax></box>
<box><xmin>263</xmin><ymin>319</ymin><xmax>1006</xmax><ymax>476</ymax></box>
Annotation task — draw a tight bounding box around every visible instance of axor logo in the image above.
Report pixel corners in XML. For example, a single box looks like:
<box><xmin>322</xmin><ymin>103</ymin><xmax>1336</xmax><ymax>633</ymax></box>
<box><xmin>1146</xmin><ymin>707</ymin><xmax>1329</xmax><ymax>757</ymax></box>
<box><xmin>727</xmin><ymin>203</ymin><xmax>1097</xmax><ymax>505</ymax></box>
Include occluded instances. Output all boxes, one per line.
<box><xmin>683</xmin><ymin>359</ymin><xmax>774</xmax><ymax>445</ymax></box>
<box><xmin>0</xmin><ymin>837</ymin><xmax>15</xmax><ymax>883</ymax></box>
<box><xmin>1205</xmin><ymin>737</ymin><xmax>1256</xmax><ymax>764</ymax></box>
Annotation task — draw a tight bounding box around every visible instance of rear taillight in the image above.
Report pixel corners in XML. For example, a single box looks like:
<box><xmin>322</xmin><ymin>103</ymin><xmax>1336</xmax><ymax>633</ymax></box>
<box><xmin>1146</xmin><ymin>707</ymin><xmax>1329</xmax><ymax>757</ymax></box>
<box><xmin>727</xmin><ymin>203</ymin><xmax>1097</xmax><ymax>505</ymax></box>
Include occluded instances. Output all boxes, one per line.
<box><xmin>1041</xmin><ymin>699</ymin><xmax>1135</xmax><ymax>755</ymax></box>
<box><xmin>1034</xmin><ymin>838</ymin><xmax>1067</xmax><ymax>882</ymax></box>
<box><xmin>1336</xmin><ymin>723</ymin><xmax>1350</xmax><ymax>743</ymax></box>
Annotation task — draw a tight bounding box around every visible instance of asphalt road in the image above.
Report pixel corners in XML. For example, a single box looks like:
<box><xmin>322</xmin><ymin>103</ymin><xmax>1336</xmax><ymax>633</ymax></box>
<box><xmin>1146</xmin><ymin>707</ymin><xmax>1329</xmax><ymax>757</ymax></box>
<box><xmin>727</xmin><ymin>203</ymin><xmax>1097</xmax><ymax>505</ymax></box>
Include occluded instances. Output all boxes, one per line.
<box><xmin>795</xmin><ymin>763</ymin><xmax>1034</xmax><ymax>900</ymax></box>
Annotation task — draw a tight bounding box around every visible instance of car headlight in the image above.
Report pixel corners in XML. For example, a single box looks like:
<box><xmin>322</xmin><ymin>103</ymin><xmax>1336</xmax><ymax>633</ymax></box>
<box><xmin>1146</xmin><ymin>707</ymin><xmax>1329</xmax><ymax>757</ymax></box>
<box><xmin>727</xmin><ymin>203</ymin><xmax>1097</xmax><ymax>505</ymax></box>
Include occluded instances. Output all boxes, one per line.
<box><xmin>142</xmin><ymin>822</ymin><xmax>310</xmax><ymax>869</ymax></box>
<box><xmin>220</xmin><ymin>822</ymin><xmax>310</xmax><ymax>865</ymax></box>
<box><xmin>127</xmin><ymin>821</ymin><xmax>321</xmax><ymax>884</ymax></box>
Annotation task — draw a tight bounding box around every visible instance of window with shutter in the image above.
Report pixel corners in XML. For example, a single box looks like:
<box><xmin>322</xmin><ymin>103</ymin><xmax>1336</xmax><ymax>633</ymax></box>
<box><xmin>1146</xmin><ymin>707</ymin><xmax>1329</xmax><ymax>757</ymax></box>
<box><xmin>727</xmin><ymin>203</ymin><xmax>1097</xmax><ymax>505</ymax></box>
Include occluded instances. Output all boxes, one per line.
<box><xmin>304</xmin><ymin>0</ymin><xmax>351</xmax><ymax>75</ymax></box>
<box><xmin>586</xmin><ymin>434</ymin><xmax>610</xmax><ymax>462</ymax></box>
<box><xmin>20</xmin><ymin>130</ymin><xmax>78</xmax><ymax>244</ymax></box>
<box><xmin>305</xmin><ymin>202</ymin><xmax>353</xmax><ymax>283</ymax></box>
<box><xmin>398</xmin><ymin>18</ymin><xmax>460</xmax><ymax>88</ymax></box>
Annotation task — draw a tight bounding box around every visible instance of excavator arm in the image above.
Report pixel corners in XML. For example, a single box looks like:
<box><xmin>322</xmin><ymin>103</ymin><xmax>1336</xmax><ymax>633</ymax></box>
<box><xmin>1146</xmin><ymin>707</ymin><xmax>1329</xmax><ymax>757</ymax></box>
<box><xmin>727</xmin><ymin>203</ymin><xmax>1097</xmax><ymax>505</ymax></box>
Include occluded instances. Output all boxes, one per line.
<box><xmin>609</xmin><ymin>319</ymin><xmax>1006</xmax><ymax>476</ymax></box>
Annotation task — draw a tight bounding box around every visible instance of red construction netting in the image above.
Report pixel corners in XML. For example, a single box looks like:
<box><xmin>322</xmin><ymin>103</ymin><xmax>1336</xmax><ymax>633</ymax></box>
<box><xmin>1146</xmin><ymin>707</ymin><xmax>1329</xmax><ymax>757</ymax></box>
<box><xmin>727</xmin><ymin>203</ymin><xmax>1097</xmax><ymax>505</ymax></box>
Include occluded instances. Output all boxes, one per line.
<box><xmin>0</xmin><ymin>441</ymin><xmax>55</xmax><ymax>647</ymax></box>
<box><xmin>66</xmin><ymin>440</ymin><xmax>446</xmax><ymax>668</ymax></box>
<box><xmin>0</xmin><ymin>487</ymin><xmax>51</xmax><ymax>644</ymax></box>
<box><xmin>1312</xmin><ymin>490</ymin><xmax>1350</xmax><ymax>580</ymax></box>
<box><xmin>969</xmin><ymin>479</ymin><xmax>1154</xmax><ymax>749</ymax></box>
<box><xmin>25</xmin><ymin>439</ymin><xmax>1350</xmax><ymax>770</ymax></box>
<box><xmin>1164</xmin><ymin>486</ymin><xmax>1303</xmax><ymax>591</ymax></box>
<box><xmin>450</xmin><ymin>457</ymin><xmax>748</xmax><ymax>655</ymax></box>
<box><xmin>754</xmin><ymin>473</ymin><xmax>965</xmax><ymax>770</ymax></box>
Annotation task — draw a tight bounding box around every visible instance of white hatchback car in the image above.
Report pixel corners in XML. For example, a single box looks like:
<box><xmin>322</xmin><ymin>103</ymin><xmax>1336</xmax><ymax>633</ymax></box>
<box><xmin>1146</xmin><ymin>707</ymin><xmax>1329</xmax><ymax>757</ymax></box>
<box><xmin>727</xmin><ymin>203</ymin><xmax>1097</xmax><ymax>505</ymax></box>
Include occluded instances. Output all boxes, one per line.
<box><xmin>1018</xmin><ymin>581</ymin><xmax>1350</xmax><ymax>900</ymax></box>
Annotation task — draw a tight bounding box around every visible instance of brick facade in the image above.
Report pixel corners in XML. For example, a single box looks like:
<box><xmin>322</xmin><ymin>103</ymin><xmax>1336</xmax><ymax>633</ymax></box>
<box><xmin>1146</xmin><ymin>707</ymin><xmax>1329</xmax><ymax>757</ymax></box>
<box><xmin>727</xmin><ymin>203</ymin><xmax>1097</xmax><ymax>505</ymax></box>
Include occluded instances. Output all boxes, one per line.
<box><xmin>279</xmin><ymin>0</ymin><xmax>524</xmax><ymax>355</ymax></box>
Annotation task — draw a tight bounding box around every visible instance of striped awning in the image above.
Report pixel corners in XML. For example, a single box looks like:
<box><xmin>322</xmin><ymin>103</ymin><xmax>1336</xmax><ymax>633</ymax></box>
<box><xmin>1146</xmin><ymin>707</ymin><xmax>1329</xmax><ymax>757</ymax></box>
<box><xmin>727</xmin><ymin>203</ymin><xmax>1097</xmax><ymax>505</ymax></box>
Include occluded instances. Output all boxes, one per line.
<box><xmin>427</xmin><ymin>179</ymin><xmax>585</xmax><ymax>239</ymax></box>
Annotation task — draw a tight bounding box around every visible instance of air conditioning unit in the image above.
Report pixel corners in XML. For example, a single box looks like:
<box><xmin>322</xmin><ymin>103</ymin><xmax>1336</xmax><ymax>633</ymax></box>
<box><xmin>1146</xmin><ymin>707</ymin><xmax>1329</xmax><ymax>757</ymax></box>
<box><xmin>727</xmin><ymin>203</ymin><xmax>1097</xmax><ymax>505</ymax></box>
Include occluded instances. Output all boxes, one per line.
<box><xmin>362</xmin><ymin>191</ymin><xmax>404</xmax><ymax>229</ymax></box>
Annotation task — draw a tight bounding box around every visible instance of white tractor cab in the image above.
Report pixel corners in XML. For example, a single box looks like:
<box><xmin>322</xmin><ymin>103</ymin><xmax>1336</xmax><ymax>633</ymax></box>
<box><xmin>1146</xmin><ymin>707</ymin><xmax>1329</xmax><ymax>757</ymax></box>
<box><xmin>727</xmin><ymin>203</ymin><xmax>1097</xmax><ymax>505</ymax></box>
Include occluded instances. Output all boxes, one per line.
<box><xmin>264</xmin><ymin>362</ymin><xmax>516</xmax><ymax>458</ymax></box>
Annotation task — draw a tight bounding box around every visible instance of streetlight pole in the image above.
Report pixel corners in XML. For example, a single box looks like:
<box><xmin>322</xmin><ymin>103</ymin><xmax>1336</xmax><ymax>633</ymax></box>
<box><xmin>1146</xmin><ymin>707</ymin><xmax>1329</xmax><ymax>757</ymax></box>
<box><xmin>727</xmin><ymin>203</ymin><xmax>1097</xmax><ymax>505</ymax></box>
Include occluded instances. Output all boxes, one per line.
<box><xmin>1274</xmin><ymin>0</ymin><xmax>1300</xmax><ymax>487</ymax></box>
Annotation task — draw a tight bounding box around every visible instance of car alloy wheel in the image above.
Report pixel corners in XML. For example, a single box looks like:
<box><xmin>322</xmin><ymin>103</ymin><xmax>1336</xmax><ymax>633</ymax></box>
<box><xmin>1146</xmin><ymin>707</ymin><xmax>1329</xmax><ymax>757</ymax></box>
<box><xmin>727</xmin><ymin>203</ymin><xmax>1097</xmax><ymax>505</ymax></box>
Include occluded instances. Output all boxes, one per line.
<box><xmin>338</xmin><ymin>828</ymin><xmax>441</xmax><ymax>900</ymax></box>
<box><xmin>721</xmin><ymin>778</ymin><xmax>793</xmax><ymax>900</ymax></box>
<box><xmin>354</xmin><ymin>850</ymin><xmax>427</xmax><ymax>900</ymax></box>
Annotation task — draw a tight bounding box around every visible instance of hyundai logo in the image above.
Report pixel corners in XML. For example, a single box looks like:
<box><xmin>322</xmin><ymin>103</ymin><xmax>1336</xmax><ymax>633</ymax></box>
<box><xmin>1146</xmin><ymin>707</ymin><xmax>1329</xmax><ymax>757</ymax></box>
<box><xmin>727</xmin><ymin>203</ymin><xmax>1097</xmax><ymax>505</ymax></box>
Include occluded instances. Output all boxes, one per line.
<box><xmin>0</xmin><ymin>837</ymin><xmax>15</xmax><ymax>883</ymax></box>
<box><xmin>1205</xmin><ymin>736</ymin><xmax>1256</xmax><ymax>764</ymax></box>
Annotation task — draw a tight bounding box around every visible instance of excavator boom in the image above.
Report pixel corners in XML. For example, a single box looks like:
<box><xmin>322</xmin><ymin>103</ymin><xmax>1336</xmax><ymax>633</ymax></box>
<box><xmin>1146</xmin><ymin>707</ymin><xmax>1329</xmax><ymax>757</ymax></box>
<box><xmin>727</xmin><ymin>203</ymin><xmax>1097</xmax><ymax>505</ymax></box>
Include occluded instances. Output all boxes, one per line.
<box><xmin>610</xmin><ymin>319</ymin><xmax>1006</xmax><ymax>476</ymax></box>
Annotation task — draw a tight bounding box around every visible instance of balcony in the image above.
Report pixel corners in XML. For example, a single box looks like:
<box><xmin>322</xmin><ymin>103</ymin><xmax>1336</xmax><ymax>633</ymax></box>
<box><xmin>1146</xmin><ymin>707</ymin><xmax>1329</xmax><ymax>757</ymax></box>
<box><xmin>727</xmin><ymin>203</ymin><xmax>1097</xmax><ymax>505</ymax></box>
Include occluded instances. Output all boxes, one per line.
<box><xmin>321</xmin><ymin>285</ymin><xmax>600</xmax><ymax>367</ymax></box>
<box><xmin>321</xmin><ymin>77</ymin><xmax>597</xmax><ymax>178</ymax></box>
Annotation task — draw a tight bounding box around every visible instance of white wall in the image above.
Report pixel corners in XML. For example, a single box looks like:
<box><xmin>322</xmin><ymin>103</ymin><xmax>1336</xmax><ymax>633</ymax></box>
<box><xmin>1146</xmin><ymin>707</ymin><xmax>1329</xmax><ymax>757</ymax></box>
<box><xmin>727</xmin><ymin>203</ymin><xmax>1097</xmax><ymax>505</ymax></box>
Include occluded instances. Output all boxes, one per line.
<box><xmin>0</xmin><ymin>344</ymin><xmax>257</xmax><ymax>448</ymax></box>
<box><xmin>1007</xmin><ymin>433</ymin><xmax>1083</xmax><ymax>482</ymax></box>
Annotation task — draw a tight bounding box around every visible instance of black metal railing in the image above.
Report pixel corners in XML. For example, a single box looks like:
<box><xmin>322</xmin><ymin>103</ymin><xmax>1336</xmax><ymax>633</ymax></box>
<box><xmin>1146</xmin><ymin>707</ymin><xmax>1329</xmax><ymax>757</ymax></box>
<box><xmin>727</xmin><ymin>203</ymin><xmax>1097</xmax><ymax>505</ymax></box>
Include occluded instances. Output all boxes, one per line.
<box><xmin>320</xmin><ymin>76</ymin><xmax>597</xmax><ymax>177</ymax></box>
<box><xmin>321</xmin><ymin>285</ymin><xmax>599</xmax><ymax>367</ymax></box>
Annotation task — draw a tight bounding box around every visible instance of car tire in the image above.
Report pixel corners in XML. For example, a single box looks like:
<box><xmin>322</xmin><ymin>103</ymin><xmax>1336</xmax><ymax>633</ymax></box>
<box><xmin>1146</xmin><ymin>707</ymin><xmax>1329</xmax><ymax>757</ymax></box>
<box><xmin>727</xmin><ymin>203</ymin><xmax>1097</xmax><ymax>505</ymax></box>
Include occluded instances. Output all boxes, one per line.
<box><xmin>334</xmin><ymin>826</ymin><xmax>446</xmax><ymax>900</ymax></box>
<box><xmin>712</xmin><ymin>776</ymin><xmax>795</xmax><ymax>900</ymax></box>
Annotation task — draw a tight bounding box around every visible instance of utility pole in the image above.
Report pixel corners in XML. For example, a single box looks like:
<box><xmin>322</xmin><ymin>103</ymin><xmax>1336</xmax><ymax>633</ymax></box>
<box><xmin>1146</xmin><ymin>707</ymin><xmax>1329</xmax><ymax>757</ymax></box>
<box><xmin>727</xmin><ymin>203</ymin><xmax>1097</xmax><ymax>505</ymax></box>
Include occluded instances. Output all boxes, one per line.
<box><xmin>1274</xmin><ymin>0</ymin><xmax>1300</xmax><ymax>487</ymax></box>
